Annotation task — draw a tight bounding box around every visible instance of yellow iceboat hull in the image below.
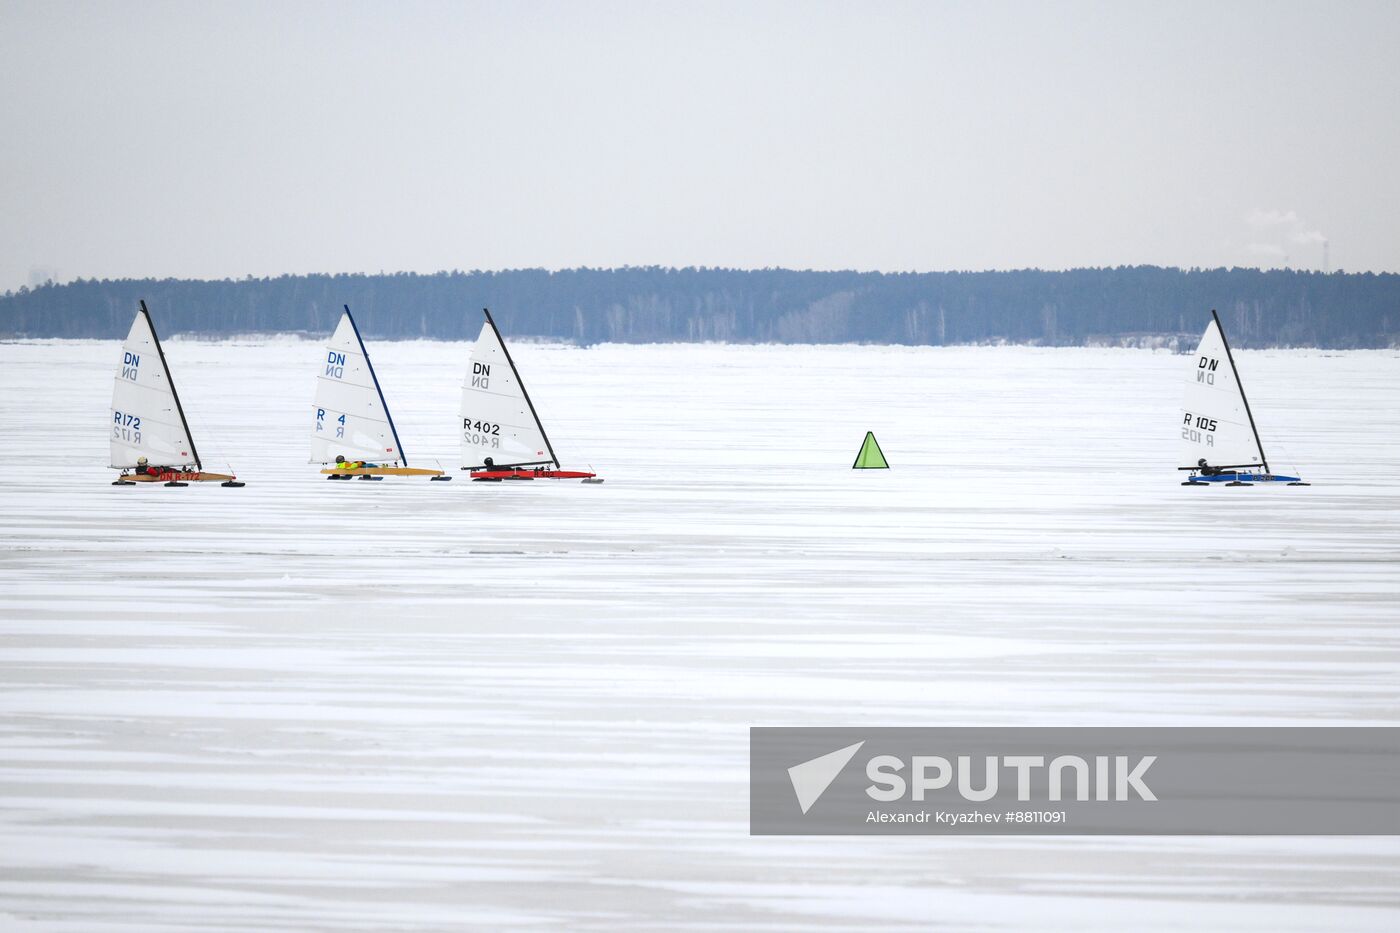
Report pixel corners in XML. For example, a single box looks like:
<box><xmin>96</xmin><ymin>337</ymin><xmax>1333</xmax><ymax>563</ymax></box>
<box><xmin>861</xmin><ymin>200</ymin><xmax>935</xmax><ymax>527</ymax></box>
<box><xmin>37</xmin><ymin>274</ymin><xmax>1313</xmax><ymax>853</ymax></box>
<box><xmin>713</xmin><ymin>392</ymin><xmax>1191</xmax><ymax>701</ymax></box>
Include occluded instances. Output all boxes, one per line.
<box><xmin>320</xmin><ymin>467</ymin><xmax>444</xmax><ymax>477</ymax></box>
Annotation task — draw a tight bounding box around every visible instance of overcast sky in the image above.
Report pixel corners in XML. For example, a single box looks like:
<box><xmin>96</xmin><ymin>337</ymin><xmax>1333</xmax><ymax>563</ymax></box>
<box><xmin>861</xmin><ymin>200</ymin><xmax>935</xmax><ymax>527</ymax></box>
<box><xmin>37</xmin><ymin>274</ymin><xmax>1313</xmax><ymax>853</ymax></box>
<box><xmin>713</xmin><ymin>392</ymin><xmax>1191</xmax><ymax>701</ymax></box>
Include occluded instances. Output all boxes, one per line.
<box><xmin>1</xmin><ymin>0</ymin><xmax>1396</xmax><ymax>291</ymax></box>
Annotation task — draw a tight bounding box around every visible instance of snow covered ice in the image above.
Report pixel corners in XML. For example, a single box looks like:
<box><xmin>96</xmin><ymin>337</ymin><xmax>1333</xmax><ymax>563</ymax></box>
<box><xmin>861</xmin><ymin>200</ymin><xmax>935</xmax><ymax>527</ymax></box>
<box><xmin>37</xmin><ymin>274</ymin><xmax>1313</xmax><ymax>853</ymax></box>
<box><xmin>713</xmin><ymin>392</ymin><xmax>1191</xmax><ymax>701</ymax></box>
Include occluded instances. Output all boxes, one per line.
<box><xmin>1</xmin><ymin>338</ymin><xmax>1399</xmax><ymax>931</ymax></box>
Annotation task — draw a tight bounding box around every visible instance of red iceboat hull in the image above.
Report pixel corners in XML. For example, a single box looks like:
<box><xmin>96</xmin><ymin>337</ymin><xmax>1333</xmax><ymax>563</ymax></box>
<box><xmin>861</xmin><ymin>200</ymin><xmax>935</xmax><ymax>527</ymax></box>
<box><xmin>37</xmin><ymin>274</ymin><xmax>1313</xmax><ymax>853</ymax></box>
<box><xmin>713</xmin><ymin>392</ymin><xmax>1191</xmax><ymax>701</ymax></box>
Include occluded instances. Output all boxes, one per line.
<box><xmin>469</xmin><ymin>469</ymin><xmax>597</xmax><ymax>481</ymax></box>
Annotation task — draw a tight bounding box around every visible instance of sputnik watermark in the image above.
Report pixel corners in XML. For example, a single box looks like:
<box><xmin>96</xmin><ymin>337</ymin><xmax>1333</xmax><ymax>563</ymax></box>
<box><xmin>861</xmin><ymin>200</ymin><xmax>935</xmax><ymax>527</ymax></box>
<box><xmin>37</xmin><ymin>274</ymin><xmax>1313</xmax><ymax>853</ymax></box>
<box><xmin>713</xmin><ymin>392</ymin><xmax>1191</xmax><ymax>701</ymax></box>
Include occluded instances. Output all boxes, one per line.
<box><xmin>864</xmin><ymin>754</ymin><xmax>1156</xmax><ymax>802</ymax></box>
<box><xmin>787</xmin><ymin>741</ymin><xmax>864</xmax><ymax>814</ymax></box>
<box><xmin>751</xmin><ymin>727</ymin><xmax>1400</xmax><ymax>835</ymax></box>
<box><xmin>789</xmin><ymin>747</ymin><xmax>1153</xmax><ymax>828</ymax></box>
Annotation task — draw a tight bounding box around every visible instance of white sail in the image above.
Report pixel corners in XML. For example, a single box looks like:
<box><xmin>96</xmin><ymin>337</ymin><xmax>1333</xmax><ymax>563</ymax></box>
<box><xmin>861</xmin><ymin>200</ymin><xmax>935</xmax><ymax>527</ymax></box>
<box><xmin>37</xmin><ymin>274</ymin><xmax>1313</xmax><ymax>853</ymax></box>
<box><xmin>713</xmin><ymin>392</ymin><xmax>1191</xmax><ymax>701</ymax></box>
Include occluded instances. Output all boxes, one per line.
<box><xmin>109</xmin><ymin>310</ymin><xmax>198</xmax><ymax>469</ymax></box>
<box><xmin>1179</xmin><ymin>317</ymin><xmax>1264</xmax><ymax>468</ymax></box>
<box><xmin>460</xmin><ymin>317</ymin><xmax>555</xmax><ymax>468</ymax></box>
<box><xmin>311</xmin><ymin>311</ymin><xmax>403</xmax><ymax>465</ymax></box>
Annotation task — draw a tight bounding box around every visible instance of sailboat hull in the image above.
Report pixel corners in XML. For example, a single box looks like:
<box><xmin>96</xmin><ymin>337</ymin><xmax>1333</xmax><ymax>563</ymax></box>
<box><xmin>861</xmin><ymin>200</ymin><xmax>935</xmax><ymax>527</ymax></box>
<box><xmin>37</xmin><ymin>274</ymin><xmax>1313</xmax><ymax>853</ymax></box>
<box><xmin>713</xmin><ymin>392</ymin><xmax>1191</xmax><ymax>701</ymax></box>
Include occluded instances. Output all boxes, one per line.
<box><xmin>1192</xmin><ymin>472</ymin><xmax>1301</xmax><ymax>484</ymax></box>
<box><xmin>118</xmin><ymin>471</ymin><xmax>236</xmax><ymax>483</ymax></box>
<box><xmin>469</xmin><ymin>469</ymin><xmax>598</xmax><ymax>481</ymax></box>
<box><xmin>320</xmin><ymin>467</ymin><xmax>445</xmax><ymax>477</ymax></box>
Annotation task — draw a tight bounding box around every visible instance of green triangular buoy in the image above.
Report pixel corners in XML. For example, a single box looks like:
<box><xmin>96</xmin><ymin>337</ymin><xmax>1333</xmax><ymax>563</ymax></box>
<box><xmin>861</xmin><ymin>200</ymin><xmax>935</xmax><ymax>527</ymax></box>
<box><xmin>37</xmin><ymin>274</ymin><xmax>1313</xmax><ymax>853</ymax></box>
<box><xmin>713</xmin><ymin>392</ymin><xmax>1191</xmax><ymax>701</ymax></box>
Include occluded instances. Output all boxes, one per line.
<box><xmin>852</xmin><ymin>431</ymin><xmax>889</xmax><ymax>469</ymax></box>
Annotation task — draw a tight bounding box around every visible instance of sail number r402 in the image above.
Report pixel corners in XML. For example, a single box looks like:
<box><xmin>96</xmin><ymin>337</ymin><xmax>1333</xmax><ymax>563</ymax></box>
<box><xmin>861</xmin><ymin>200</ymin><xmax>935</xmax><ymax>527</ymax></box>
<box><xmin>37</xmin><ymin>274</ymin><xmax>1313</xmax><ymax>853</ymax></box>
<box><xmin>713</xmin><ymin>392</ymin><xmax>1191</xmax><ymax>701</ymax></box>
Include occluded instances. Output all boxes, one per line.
<box><xmin>463</xmin><ymin>418</ymin><xmax>501</xmax><ymax>449</ymax></box>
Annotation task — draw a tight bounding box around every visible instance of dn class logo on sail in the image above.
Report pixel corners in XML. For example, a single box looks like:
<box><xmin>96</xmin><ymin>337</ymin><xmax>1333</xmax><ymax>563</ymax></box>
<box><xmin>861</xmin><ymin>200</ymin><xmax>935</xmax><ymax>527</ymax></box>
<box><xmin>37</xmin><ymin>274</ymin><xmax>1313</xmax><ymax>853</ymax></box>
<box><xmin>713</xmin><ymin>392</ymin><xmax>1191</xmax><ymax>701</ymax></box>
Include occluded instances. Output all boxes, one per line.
<box><xmin>325</xmin><ymin>350</ymin><xmax>346</xmax><ymax>379</ymax></box>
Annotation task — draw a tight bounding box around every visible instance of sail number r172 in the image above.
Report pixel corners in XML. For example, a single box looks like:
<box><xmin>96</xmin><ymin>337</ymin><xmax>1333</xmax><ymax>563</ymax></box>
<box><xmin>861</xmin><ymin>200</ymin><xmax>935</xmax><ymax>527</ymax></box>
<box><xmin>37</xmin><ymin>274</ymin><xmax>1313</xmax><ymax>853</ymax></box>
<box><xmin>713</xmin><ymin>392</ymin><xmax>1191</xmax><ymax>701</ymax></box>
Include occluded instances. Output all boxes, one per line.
<box><xmin>112</xmin><ymin>410</ymin><xmax>142</xmax><ymax>443</ymax></box>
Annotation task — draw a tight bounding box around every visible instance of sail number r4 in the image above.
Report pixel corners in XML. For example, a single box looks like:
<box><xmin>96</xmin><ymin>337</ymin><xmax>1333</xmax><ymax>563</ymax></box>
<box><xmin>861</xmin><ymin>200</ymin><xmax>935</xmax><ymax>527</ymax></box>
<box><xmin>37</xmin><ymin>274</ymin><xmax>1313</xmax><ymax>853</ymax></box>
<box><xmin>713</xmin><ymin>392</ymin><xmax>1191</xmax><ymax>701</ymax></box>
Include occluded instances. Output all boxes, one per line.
<box><xmin>315</xmin><ymin>408</ymin><xmax>347</xmax><ymax>438</ymax></box>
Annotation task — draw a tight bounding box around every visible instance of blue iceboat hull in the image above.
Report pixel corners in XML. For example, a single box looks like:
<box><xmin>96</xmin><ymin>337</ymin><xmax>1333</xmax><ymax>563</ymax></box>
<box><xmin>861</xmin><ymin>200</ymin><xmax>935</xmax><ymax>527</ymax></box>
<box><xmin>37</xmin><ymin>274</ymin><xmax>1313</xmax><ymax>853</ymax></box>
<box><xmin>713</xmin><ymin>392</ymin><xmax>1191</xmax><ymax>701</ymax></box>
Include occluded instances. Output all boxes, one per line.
<box><xmin>1191</xmin><ymin>472</ymin><xmax>1301</xmax><ymax>484</ymax></box>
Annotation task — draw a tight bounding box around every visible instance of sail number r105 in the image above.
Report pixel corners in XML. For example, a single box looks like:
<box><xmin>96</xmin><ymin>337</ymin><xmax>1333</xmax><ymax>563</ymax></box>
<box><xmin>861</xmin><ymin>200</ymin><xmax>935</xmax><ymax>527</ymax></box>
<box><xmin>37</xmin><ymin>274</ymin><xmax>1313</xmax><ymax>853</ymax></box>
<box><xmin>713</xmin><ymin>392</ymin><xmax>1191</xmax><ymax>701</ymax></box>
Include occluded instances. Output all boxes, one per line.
<box><xmin>1182</xmin><ymin>412</ymin><xmax>1217</xmax><ymax>446</ymax></box>
<box><xmin>1183</xmin><ymin>413</ymin><xmax>1217</xmax><ymax>432</ymax></box>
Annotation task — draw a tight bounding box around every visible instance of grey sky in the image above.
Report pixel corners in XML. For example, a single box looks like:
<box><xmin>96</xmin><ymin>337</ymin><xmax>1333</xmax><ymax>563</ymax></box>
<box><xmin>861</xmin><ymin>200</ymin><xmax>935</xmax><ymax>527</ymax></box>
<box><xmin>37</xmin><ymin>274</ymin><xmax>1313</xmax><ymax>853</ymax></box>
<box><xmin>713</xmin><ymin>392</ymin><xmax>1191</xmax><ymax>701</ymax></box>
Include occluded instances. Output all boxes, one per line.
<box><xmin>1</xmin><ymin>0</ymin><xmax>1396</xmax><ymax>292</ymax></box>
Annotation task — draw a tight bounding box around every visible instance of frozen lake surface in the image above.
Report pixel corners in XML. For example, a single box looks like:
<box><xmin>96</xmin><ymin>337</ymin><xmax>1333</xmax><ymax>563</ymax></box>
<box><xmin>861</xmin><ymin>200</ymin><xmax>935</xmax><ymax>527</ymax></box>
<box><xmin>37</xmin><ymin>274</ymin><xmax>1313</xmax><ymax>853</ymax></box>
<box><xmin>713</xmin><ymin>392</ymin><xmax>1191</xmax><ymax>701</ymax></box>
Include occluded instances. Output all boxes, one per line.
<box><xmin>2</xmin><ymin>338</ymin><xmax>1399</xmax><ymax>930</ymax></box>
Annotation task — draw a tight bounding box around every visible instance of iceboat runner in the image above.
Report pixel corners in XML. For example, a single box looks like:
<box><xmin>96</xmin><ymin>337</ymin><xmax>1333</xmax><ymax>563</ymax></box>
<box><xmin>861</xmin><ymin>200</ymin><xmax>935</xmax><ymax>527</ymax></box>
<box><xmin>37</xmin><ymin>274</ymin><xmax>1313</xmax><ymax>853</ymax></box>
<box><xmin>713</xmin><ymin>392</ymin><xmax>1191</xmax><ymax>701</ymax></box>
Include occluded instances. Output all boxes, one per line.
<box><xmin>460</xmin><ymin>308</ymin><xmax>601</xmax><ymax>483</ymax></box>
<box><xmin>110</xmin><ymin>301</ymin><xmax>244</xmax><ymax>487</ymax></box>
<box><xmin>313</xmin><ymin>305</ymin><xmax>447</xmax><ymax>481</ymax></box>
<box><xmin>1179</xmin><ymin>309</ymin><xmax>1307</xmax><ymax>487</ymax></box>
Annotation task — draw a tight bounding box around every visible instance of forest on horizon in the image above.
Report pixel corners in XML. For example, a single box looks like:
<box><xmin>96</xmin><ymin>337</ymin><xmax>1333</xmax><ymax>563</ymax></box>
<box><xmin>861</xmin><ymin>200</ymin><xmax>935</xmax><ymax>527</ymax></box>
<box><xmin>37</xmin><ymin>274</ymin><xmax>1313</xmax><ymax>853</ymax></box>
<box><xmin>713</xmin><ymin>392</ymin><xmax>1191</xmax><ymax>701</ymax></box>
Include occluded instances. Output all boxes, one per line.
<box><xmin>2</xmin><ymin>265</ymin><xmax>1397</xmax><ymax>349</ymax></box>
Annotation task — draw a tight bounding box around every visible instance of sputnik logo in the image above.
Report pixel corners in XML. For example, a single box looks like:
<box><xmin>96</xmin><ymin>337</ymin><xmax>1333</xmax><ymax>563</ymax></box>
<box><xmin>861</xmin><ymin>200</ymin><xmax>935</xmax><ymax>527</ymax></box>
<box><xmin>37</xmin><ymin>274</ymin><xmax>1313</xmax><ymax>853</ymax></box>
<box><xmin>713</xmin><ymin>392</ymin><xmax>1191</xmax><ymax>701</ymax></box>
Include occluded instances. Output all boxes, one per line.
<box><xmin>788</xmin><ymin>741</ymin><xmax>864</xmax><ymax>814</ymax></box>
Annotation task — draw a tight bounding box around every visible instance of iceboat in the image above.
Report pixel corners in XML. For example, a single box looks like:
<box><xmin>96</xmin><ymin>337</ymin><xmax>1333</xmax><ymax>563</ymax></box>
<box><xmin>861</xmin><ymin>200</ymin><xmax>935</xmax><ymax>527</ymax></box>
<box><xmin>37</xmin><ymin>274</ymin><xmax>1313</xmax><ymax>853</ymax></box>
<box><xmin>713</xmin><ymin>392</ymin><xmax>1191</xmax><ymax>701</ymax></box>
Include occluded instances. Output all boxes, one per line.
<box><xmin>460</xmin><ymin>308</ymin><xmax>601</xmax><ymax>483</ymax></box>
<box><xmin>313</xmin><ymin>306</ymin><xmax>447</xmax><ymax>481</ymax></box>
<box><xmin>110</xmin><ymin>301</ymin><xmax>244</xmax><ymax>487</ymax></box>
<box><xmin>1178</xmin><ymin>309</ymin><xmax>1306</xmax><ymax>486</ymax></box>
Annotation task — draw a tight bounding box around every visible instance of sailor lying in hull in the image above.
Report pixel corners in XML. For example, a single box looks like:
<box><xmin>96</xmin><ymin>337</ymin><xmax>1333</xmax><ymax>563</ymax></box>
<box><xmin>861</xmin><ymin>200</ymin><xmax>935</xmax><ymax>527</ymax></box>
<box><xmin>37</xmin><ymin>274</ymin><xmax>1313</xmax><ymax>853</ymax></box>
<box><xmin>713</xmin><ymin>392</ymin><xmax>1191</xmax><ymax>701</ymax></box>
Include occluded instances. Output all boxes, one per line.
<box><xmin>1197</xmin><ymin>458</ymin><xmax>1227</xmax><ymax>477</ymax></box>
<box><xmin>127</xmin><ymin>455</ymin><xmax>179</xmax><ymax>477</ymax></box>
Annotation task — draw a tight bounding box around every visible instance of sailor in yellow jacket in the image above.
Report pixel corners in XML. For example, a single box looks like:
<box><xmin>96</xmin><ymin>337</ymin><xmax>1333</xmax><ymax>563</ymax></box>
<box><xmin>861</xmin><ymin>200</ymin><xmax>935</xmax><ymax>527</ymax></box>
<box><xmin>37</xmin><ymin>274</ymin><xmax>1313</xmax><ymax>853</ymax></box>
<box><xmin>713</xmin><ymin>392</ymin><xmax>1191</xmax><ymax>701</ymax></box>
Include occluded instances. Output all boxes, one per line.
<box><xmin>334</xmin><ymin>454</ymin><xmax>379</xmax><ymax>470</ymax></box>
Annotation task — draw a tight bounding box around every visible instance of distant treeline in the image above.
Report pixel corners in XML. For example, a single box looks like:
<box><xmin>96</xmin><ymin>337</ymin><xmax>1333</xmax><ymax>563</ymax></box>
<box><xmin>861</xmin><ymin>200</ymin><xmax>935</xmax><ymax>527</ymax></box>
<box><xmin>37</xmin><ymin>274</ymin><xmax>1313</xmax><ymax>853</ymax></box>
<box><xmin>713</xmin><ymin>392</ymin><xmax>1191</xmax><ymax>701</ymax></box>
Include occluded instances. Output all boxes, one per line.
<box><xmin>2</xmin><ymin>266</ymin><xmax>1398</xmax><ymax>348</ymax></box>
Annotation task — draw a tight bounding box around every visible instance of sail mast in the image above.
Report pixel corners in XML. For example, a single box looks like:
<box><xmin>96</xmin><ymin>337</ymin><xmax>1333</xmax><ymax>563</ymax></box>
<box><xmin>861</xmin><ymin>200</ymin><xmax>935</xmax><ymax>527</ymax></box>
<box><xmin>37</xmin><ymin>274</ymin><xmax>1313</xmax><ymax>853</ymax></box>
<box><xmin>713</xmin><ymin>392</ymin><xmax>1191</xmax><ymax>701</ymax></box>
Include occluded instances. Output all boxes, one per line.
<box><xmin>482</xmin><ymin>308</ymin><xmax>559</xmax><ymax>468</ymax></box>
<box><xmin>343</xmin><ymin>305</ymin><xmax>408</xmax><ymax>466</ymax></box>
<box><xmin>1211</xmin><ymin>308</ymin><xmax>1269</xmax><ymax>473</ymax></box>
<box><xmin>140</xmin><ymin>300</ymin><xmax>202</xmax><ymax>471</ymax></box>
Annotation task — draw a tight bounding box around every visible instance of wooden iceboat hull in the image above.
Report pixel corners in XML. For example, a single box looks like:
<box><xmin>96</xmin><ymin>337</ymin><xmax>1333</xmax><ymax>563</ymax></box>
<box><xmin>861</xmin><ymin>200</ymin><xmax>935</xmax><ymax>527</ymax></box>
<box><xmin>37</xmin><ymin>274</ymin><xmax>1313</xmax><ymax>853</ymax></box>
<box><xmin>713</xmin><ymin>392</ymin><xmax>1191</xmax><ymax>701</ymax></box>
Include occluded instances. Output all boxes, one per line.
<box><xmin>320</xmin><ymin>467</ymin><xmax>445</xmax><ymax>477</ymax></box>
<box><xmin>119</xmin><ymin>471</ymin><xmax>236</xmax><ymax>483</ymax></box>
